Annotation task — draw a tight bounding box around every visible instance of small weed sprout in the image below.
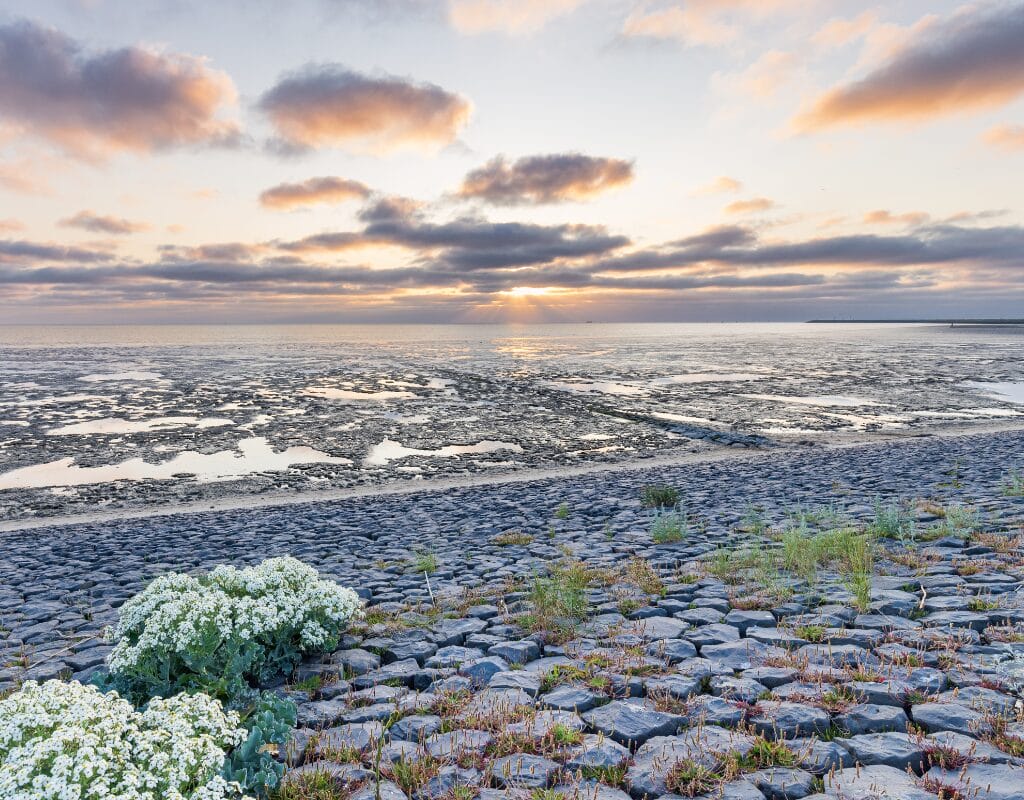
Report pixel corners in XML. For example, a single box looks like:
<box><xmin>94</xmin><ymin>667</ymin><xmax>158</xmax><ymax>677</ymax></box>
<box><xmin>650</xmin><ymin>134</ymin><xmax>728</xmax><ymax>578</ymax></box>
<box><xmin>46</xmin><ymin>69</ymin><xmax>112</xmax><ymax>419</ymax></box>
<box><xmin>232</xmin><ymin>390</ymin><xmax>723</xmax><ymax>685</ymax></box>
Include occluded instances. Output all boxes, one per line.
<box><xmin>641</xmin><ymin>485</ymin><xmax>680</xmax><ymax>509</ymax></box>
<box><xmin>651</xmin><ymin>511</ymin><xmax>688</xmax><ymax>544</ymax></box>
<box><xmin>1000</xmin><ymin>470</ymin><xmax>1024</xmax><ymax>496</ymax></box>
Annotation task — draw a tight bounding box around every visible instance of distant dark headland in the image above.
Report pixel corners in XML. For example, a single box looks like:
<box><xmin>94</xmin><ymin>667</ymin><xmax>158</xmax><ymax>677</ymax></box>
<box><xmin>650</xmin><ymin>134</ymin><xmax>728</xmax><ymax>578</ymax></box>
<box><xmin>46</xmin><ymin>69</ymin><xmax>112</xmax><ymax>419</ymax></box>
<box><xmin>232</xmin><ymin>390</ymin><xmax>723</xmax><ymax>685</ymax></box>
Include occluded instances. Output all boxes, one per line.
<box><xmin>807</xmin><ymin>318</ymin><xmax>1024</xmax><ymax>325</ymax></box>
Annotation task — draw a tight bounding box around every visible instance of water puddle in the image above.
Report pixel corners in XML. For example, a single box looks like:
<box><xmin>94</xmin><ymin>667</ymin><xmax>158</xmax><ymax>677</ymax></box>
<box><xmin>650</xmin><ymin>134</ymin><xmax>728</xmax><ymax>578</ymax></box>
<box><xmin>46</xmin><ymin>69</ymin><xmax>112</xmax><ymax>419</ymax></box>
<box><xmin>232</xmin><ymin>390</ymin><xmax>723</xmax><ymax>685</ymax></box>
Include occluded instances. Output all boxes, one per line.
<box><xmin>79</xmin><ymin>371</ymin><xmax>162</xmax><ymax>382</ymax></box>
<box><xmin>363</xmin><ymin>438</ymin><xmax>523</xmax><ymax>467</ymax></box>
<box><xmin>545</xmin><ymin>380</ymin><xmax>648</xmax><ymax>396</ymax></box>
<box><xmin>47</xmin><ymin>416</ymin><xmax>235</xmax><ymax>436</ymax></box>
<box><xmin>741</xmin><ymin>394</ymin><xmax>880</xmax><ymax>407</ymax></box>
<box><xmin>651</xmin><ymin>373</ymin><xmax>762</xmax><ymax>385</ymax></box>
<box><xmin>964</xmin><ymin>381</ymin><xmax>1024</xmax><ymax>404</ymax></box>
<box><xmin>305</xmin><ymin>387</ymin><xmax>415</xmax><ymax>401</ymax></box>
<box><xmin>0</xmin><ymin>437</ymin><xmax>349</xmax><ymax>489</ymax></box>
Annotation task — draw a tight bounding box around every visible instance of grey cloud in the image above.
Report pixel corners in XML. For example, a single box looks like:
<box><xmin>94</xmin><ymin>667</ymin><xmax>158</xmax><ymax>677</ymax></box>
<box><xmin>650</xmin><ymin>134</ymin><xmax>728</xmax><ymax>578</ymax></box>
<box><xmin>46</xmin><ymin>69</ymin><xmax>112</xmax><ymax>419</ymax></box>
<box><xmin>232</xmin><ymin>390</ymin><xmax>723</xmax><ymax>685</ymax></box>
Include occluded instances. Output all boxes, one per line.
<box><xmin>258</xmin><ymin>64</ymin><xmax>470</xmax><ymax>152</ymax></box>
<box><xmin>0</xmin><ymin>19</ymin><xmax>239</xmax><ymax>158</ymax></box>
<box><xmin>458</xmin><ymin>153</ymin><xmax>634</xmax><ymax>205</ymax></box>
<box><xmin>59</xmin><ymin>210</ymin><xmax>149</xmax><ymax>235</ymax></box>
<box><xmin>797</xmin><ymin>3</ymin><xmax>1024</xmax><ymax>128</ymax></box>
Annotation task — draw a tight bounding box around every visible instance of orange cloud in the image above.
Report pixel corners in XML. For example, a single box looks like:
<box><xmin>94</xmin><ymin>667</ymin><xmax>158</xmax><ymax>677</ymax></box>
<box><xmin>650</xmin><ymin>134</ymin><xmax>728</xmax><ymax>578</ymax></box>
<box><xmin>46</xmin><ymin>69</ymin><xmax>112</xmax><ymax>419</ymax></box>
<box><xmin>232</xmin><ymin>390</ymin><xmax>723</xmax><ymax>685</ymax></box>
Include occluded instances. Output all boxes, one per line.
<box><xmin>811</xmin><ymin>11</ymin><xmax>879</xmax><ymax>49</ymax></box>
<box><xmin>622</xmin><ymin>0</ymin><xmax>804</xmax><ymax>47</ymax></box>
<box><xmin>457</xmin><ymin>153</ymin><xmax>633</xmax><ymax>205</ymax></box>
<box><xmin>863</xmin><ymin>209</ymin><xmax>930</xmax><ymax>226</ymax></box>
<box><xmin>983</xmin><ymin>124</ymin><xmax>1024</xmax><ymax>151</ymax></box>
<box><xmin>259</xmin><ymin>66</ymin><xmax>471</xmax><ymax>153</ymax></box>
<box><xmin>59</xmin><ymin>210</ymin><xmax>149</xmax><ymax>235</ymax></box>
<box><xmin>695</xmin><ymin>176</ymin><xmax>742</xmax><ymax>195</ymax></box>
<box><xmin>725</xmin><ymin>197</ymin><xmax>775</xmax><ymax>214</ymax></box>
<box><xmin>715</xmin><ymin>49</ymin><xmax>798</xmax><ymax>100</ymax></box>
<box><xmin>0</xmin><ymin>218</ymin><xmax>23</xmax><ymax>233</ymax></box>
<box><xmin>795</xmin><ymin>4</ymin><xmax>1024</xmax><ymax>130</ymax></box>
<box><xmin>259</xmin><ymin>177</ymin><xmax>372</xmax><ymax>209</ymax></box>
<box><xmin>448</xmin><ymin>0</ymin><xmax>586</xmax><ymax>34</ymax></box>
<box><xmin>0</xmin><ymin>19</ymin><xmax>239</xmax><ymax>159</ymax></box>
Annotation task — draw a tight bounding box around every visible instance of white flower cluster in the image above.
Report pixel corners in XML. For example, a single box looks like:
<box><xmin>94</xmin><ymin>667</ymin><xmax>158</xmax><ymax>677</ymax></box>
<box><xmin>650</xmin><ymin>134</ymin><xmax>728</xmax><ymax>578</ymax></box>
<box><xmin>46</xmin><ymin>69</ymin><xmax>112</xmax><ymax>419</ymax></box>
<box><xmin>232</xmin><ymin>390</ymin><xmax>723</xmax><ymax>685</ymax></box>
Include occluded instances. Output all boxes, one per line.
<box><xmin>107</xmin><ymin>556</ymin><xmax>362</xmax><ymax>675</ymax></box>
<box><xmin>0</xmin><ymin>680</ymin><xmax>249</xmax><ymax>800</ymax></box>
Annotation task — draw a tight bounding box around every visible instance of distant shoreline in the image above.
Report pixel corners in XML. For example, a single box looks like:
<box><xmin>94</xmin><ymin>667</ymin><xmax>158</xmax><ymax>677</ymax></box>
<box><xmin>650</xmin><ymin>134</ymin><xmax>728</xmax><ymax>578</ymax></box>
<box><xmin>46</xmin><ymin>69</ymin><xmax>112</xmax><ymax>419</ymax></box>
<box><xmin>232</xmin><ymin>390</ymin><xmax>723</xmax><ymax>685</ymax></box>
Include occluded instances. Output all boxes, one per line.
<box><xmin>807</xmin><ymin>318</ymin><xmax>1024</xmax><ymax>325</ymax></box>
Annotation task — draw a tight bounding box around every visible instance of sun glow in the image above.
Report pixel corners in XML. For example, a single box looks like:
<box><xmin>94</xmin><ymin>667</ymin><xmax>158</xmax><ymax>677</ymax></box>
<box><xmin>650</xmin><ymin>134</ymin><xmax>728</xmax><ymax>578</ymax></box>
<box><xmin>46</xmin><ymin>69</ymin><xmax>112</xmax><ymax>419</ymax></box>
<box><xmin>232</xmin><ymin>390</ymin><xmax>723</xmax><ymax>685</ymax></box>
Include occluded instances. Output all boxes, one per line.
<box><xmin>503</xmin><ymin>286</ymin><xmax>553</xmax><ymax>297</ymax></box>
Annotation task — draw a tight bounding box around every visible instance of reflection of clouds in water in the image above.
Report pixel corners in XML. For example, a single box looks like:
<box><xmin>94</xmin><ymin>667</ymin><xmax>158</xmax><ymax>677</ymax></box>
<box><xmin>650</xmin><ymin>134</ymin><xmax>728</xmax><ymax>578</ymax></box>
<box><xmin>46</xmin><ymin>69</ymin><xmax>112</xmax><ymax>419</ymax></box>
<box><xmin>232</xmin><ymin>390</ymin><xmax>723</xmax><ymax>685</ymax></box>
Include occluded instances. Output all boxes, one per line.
<box><xmin>47</xmin><ymin>416</ymin><xmax>234</xmax><ymax>435</ymax></box>
<box><xmin>964</xmin><ymin>382</ymin><xmax>1024</xmax><ymax>405</ymax></box>
<box><xmin>364</xmin><ymin>438</ymin><xmax>522</xmax><ymax>467</ymax></box>
<box><xmin>79</xmin><ymin>371</ymin><xmax>163</xmax><ymax>382</ymax></box>
<box><xmin>0</xmin><ymin>437</ymin><xmax>349</xmax><ymax>490</ymax></box>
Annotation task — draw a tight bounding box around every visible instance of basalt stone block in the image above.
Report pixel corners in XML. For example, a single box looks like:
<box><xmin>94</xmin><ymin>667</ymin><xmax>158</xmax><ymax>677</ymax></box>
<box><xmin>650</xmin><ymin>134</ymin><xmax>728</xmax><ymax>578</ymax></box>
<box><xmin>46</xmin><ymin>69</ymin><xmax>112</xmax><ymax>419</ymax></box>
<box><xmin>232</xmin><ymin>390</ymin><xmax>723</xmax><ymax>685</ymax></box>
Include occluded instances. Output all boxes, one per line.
<box><xmin>645</xmin><ymin>638</ymin><xmax>697</xmax><ymax>663</ymax></box>
<box><xmin>306</xmin><ymin>722</ymin><xmax>385</xmax><ymax>760</ymax></box>
<box><xmin>489</xmin><ymin>669</ymin><xmax>542</xmax><ymax>696</ymax></box>
<box><xmin>564</xmin><ymin>734</ymin><xmax>631</xmax><ymax>770</ymax></box>
<box><xmin>459</xmin><ymin>655</ymin><xmax>510</xmax><ymax>688</ymax></box>
<box><xmin>645</xmin><ymin>674</ymin><xmax>701</xmax><ymax>701</ymax></box>
<box><xmin>420</xmin><ymin>766</ymin><xmax>483</xmax><ymax>799</ymax></box>
<box><xmin>749</xmin><ymin>767</ymin><xmax>816</xmax><ymax>800</ymax></box>
<box><xmin>581</xmin><ymin>700</ymin><xmax>684</xmax><ymax>747</ymax></box>
<box><xmin>426</xmin><ymin>646</ymin><xmax>485</xmax><ymax>669</ymax></box>
<box><xmin>709</xmin><ymin>675</ymin><xmax>768</xmax><ymax>703</ymax></box>
<box><xmin>424</xmin><ymin>729</ymin><xmax>493</xmax><ymax>758</ymax></box>
<box><xmin>687</xmin><ymin>623</ymin><xmax>740</xmax><ymax>649</ymax></box>
<box><xmin>542</xmin><ymin>683</ymin><xmax>606</xmax><ymax>713</ymax></box>
<box><xmin>922</xmin><ymin>763</ymin><xmax>1024</xmax><ymax>800</ymax></box>
<box><xmin>489</xmin><ymin>754</ymin><xmax>561</xmax><ymax>788</ymax></box>
<box><xmin>791</xmin><ymin>738</ymin><xmax>854</xmax><ymax>775</ymax></box>
<box><xmin>625</xmin><ymin>729</ymin><xmax>754</xmax><ymax>799</ymax></box>
<box><xmin>823</xmin><ymin>765</ymin><xmax>936</xmax><ymax>800</ymax></box>
<box><xmin>747</xmin><ymin>701</ymin><xmax>830</xmax><ymax>740</ymax></box>
<box><xmin>391</xmin><ymin>713</ymin><xmax>442</xmax><ymax>742</ymax></box>
<box><xmin>724</xmin><ymin>609</ymin><xmax>776</xmax><ymax>634</ymax></box>
<box><xmin>911</xmin><ymin>702</ymin><xmax>989</xmax><ymax>736</ymax></box>
<box><xmin>836</xmin><ymin>732</ymin><xmax>926</xmax><ymax>773</ymax></box>
<box><xmin>488</xmin><ymin>640</ymin><xmax>541</xmax><ymax>664</ymax></box>
<box><xmin>835</xmin><ymin>703</ymin><xmax>908</xmax><ymax>736</ymax></box>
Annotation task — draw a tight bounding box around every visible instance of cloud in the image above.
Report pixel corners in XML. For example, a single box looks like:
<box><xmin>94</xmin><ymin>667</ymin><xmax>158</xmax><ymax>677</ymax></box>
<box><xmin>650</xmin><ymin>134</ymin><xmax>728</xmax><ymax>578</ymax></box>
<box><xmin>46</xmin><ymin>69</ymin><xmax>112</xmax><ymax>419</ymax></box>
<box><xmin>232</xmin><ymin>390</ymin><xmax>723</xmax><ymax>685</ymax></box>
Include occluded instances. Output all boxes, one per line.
<box><xmin>811</xmin><ymin>10</ymin><xmax>880</xmax><ymax>49</ymax></box>
<box><xmin>0</xmin><ymin>239</ymin><xmax>113</xmax><ymax>264</ymax></box>
<box><xmin>457</xmin><ymin>153</ymin><xmax>634</xmax><ymax>205</ymax></box>
<box><xmin>4</xmin><ymin>221</ymin><xmax>1024</xmax><ymax>321</ymax></box>
<box><xmin>795</xmin><ymin>3</ymin><xmax>1024</xmax><ymax>130</ymax></box>
<box><xmin>863</xmin><ymin>209</ymin><xmax>930</xmax><ymax>227</ymax></box>
<box><xmin>694</xmin><ymin>176</ymin><xmax>742</xmax><ymax>195</ymax></box>
<box><xmin>59</xmin><ymin>210</ymin><xmax>149</xmax><ymax>234</ymax></box>
<box><xmin>259</xmin><ymin>176</ymin><xmax>372</xmax><ymax>209</ymax></box>
<box><xmin>724</xmin><ymin>197</ymin><xmax>775</xmax><ymax>214</ymax></box>
<box><xmin>983</xmin><ymin>124</ymin><xmax>1024</xmax><ymax>150</ymax></box>
<box><xmin>621</xmin><ymin>0</ymin><xmax>804</xmax><ymax>47</ymax></box>
<box><xmin>0</xmin><ymin>218</ymin><xmax>24</xmax><ymax>233</ymax></box>
<box><xmin>448</xmin><ymin>0</ymin><xmax>586</xmax><ymax>34</ymax></box>
<box><xmin>713</xmin><ymin>49</ymin><xmax>799</xmax><ymax>100</ymax></box>
<box><xmin>258</xmin><ymin>65</ymin><xmax>471</xmax><ymax>153</ymax></box>
<box><xmin>279</xmin><ymin>204</ymin><xmax>630</xmax><ymax>270</ymax></box>
<box><xmin>0</xmin><ymin>19</ymin><xmax>239</xmax><ymax>158</ymax></box>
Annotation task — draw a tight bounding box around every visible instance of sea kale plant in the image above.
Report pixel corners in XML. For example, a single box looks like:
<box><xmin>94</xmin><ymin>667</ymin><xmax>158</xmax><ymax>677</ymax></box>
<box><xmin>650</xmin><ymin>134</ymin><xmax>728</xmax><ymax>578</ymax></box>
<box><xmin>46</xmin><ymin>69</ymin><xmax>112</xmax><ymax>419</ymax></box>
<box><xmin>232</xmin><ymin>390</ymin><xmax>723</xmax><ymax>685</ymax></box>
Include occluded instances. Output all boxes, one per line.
<box><xmin>104</xmin><ymin>556</ymin><xmax>362</xmax><ymax>703</ymax></box>
<box><xmin>98</xmin><ymin>556</ymin><xmax>360</xmax><ymax>797</ymax></box>
<box><xmin>0</xmin><ymin>679</ymin><xmax>249</xmax><ymax>800</ymax></box>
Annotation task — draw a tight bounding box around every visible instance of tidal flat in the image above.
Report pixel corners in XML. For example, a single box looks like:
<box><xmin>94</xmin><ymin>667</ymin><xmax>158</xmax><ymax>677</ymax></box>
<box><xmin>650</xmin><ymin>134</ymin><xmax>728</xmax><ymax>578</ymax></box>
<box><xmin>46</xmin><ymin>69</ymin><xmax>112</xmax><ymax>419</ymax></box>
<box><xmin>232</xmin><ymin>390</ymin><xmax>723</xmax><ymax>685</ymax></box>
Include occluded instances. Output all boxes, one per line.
<box><xmin>2</xmin><ymin>322</ymin><xmax>1024</xmax><ymax>522</ymax></box>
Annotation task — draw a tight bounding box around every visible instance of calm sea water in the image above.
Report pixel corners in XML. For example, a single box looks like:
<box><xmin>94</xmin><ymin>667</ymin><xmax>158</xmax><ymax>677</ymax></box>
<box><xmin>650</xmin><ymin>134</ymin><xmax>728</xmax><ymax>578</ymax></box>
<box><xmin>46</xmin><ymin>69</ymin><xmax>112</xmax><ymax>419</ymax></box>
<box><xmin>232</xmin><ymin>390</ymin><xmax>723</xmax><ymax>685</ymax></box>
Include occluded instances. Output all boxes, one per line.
<box><xmin>0</xmin><ymin>323</ymin><xmax>1022</xmax><ymax>517</ymax></box>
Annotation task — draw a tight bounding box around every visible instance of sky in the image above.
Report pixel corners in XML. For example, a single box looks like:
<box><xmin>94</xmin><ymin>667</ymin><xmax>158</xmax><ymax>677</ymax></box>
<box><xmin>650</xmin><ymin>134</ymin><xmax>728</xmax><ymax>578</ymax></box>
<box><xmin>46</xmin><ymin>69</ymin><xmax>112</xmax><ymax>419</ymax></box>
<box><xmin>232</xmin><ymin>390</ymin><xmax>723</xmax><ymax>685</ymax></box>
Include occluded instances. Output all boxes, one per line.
<box><xmin>0</xmin><ymin>0</ymin><xmax>1022</xmax><ymax>324</ymax></box>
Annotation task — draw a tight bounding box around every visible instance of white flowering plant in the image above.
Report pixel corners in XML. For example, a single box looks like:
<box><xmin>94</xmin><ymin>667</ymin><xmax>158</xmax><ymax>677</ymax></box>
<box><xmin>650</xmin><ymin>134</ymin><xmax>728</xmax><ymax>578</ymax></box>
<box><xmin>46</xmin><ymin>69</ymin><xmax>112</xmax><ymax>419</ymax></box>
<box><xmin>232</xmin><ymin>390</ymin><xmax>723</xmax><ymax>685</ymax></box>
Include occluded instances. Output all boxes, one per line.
<box><xmin>104</xmin><ymin>556</ymin><xmax>362</xmax><ymax>703</ymax></box>
<box><xmin>0</xmin><ymin>679</ymin><xmax>249</xmax><ymax>800</ymax></box>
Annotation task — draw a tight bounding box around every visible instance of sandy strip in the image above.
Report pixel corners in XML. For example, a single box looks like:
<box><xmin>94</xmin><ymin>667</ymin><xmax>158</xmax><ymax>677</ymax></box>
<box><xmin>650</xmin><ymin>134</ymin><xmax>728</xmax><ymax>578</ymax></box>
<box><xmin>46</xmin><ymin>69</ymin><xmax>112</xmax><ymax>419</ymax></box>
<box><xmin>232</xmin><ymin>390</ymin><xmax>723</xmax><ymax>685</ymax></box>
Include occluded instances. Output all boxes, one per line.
<box><xmin>2</xmin><ymin>419</ymin><xmax>1023</xmax><ymax>534</ymax></box>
